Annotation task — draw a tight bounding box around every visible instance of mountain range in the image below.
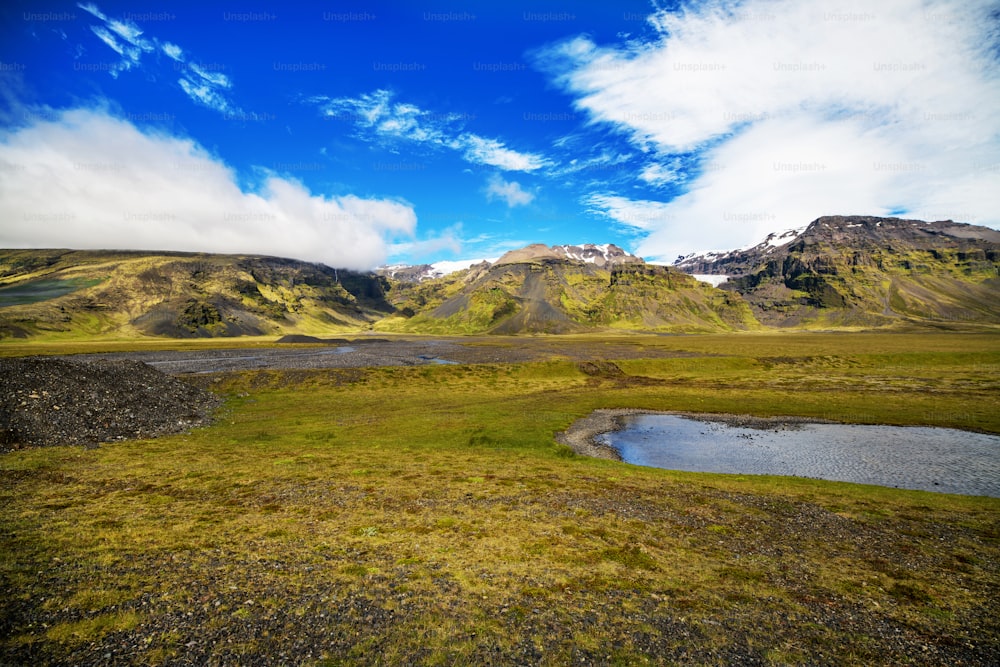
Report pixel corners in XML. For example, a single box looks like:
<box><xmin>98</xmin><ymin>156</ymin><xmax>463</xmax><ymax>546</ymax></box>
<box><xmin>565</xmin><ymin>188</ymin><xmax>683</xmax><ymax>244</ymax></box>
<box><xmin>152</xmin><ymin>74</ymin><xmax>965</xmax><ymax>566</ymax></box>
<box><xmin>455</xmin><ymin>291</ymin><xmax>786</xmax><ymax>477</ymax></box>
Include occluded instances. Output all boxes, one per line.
<box><xmin>376</xmin><ymin>243</ymin><xmax>756</xmax><ymax>334</ymax></box>
<box><xmin>1</xmin><ymin>216</ymin><xmax>998</xmax><ymax>339</ymax></box>
<box><xmin>674</xmin><ymin>216</ymin><xmax>1000</xmax><ymax>327</ymax></box>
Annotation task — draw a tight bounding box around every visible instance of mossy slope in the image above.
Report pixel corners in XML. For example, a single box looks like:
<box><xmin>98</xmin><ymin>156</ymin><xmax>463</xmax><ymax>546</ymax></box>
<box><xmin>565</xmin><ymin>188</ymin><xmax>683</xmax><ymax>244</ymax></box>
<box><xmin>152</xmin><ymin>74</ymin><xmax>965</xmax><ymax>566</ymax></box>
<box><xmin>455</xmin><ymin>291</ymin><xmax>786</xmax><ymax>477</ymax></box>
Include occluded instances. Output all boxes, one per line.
<box><xmin>0</xmin><ymin>250</ymin><xmax>393</xmax><ymax>339</ymax></box>
<box><xmin>696</xmin><ymin>217</ymin><xmax>1000</xmax><ymax>327</ymax></box>
<box><xmin>379</xmin><ymin>258</ymin><xmax>760</xmax><ymax>334</ymax></box>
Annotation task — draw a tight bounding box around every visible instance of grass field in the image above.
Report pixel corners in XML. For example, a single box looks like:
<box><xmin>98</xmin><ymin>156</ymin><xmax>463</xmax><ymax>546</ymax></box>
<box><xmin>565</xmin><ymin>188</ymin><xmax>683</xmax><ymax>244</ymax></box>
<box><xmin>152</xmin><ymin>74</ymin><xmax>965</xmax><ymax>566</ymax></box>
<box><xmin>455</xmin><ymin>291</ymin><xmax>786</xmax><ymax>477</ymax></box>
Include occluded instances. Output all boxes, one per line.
<box><xmin>2</xmin><ymin>331</ymin><xmax>999</xmax><ymax>664</ymax></box>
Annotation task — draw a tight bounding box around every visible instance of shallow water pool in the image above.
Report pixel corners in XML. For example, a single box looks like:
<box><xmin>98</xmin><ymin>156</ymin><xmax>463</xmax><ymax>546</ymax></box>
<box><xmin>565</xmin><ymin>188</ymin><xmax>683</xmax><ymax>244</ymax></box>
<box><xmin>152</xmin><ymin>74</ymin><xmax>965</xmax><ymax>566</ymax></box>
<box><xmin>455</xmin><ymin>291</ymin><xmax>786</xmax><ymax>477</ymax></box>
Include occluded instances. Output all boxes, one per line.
<box><xmin>599</xmin><ymin>414</ymin><xmax>1000</xmax><ymax>497</ymax></box>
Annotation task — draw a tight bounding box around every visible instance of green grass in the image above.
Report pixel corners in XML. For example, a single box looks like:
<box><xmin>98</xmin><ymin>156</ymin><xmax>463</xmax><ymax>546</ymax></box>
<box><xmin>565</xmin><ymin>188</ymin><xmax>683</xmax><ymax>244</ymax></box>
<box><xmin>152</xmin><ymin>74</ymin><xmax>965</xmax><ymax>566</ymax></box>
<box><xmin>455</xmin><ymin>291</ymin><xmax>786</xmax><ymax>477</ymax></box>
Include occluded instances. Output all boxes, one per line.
<box><xmin>2</xmin><ymin>331</ymin><xmax>999</xmax><ymax>664</ymax></box>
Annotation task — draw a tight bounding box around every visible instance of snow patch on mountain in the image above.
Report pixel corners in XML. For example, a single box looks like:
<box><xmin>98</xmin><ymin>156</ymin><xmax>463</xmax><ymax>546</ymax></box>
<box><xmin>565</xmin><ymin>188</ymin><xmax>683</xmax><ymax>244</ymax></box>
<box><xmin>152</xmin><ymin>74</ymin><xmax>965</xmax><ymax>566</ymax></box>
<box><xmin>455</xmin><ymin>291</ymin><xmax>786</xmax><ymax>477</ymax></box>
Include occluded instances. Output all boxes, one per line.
<box><xmin>690</xmin><ymin>274</ymin><xmax>730</xmax><ymax>287</ymax></box>
<box><xmin>383</xmin><ymin>244</ymin><xmax>641</xmax><ymax>282</ymax></box>
<box><xmin>430</xmin><ymin>258</ymin><xmax>495</xmax><ymax>277</ymax></box>
<box><xmin>674</xmin><ymin>226</ymin><xmax>806</xmax><ymax>273</ymax></box>
<box><xmin>379</xmin><ymin>258</ymin><xmax>494</xmax><ymax>282</ymax></box>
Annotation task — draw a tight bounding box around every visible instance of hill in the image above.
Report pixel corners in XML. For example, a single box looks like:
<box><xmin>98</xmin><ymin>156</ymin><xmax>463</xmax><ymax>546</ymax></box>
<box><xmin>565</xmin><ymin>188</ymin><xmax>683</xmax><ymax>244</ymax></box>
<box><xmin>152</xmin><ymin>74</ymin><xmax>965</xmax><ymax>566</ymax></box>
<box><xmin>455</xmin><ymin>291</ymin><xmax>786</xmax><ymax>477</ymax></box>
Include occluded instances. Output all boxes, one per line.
<box><xmin>377</xmin><ymin>244</ymin><xmax>759</xmax><ymax>334</ymax></box>
<box><xmin>0</xmin><ymin>250</ymin><xmax>393</xmax><ymax>339</ymax></box>
<box><xmin>674</xmin><ymin>216</ymin><xmax>1000</xmax><ymax>327</ymax></box>
<box><xmin>4</xmin><ymin>218</ymin><xmax>999</xmax><ymax>339</ymax></box>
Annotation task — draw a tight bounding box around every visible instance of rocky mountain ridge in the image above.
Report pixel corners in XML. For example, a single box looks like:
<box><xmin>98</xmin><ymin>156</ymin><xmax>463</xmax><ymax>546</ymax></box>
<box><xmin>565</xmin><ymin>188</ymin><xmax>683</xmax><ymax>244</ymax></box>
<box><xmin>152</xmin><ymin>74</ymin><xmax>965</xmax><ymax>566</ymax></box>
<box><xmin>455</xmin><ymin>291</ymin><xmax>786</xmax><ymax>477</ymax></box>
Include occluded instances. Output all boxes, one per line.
<box><xmin>493</xmin><ymin>243</ymin><xmax>641</xmax><ymax>268</ymax></box>
<box><xmin>2</xmin><ymin>217</ymin><xmax>998</xmax><ymax>338</ymax></box>
<box><xmin>673</xmin><ymin>216</ymin><xmax>1000</xmax><ymax>326</ymax></box>
<box><xmin>377</xmin><ymin>246</ymin><xmax>759</xmax><ymax>334</ymax></box>
<box><xmin>377</xmin><ymin>243</ymin><xmax>640</xmax><ymax>283</ymax></box>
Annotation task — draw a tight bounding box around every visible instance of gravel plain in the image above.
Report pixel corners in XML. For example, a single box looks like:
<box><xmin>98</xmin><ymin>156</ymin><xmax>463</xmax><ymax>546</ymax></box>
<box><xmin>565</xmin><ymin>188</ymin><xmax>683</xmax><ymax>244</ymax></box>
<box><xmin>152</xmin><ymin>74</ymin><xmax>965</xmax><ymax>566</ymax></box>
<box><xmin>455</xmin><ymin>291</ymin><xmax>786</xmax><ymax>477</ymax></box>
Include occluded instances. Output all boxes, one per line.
<box><xmin>56</xmin><ymin>336</ymin><xmax>705</xmax><ymax>374</ymax></box>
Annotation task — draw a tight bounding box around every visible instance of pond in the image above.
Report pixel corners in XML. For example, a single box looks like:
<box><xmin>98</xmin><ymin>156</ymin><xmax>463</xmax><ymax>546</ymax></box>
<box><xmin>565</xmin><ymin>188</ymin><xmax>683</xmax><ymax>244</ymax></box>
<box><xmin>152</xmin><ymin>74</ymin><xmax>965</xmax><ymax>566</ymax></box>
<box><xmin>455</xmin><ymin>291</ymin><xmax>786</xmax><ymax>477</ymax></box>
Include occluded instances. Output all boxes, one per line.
<box><xmin>597</xmin><ymin>414</ymin><xmax>1000</xmax><ymax>497</ymax></box>
<box><xmin>0</xmin><ymin>277</ymin><xmax>101</xmax><ymax>307</ymax></box>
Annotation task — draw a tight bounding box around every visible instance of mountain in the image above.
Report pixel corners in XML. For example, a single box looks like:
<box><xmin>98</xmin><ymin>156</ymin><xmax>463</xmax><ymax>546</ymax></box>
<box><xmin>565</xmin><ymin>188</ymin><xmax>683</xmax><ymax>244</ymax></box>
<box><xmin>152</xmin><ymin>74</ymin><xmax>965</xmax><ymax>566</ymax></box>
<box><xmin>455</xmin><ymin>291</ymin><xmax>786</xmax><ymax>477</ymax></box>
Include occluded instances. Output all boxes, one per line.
<box><xmin>4</xmin><ymin>221</ymin><xmax>998</xmax><ymax>340</ymax></box>
<box><xmin>0</xmin><ymin>250</ymin><xmax>394</xmax><ymax>339</ymax></box>
<box><xmin>493</xmin><ymin>243</ymin><xmax>643</xmax><ymax>268</ymax></box>
<box><xmin>376</xmin><ymin>258</ymin><xmax>492</xmax><ymax>283</ymax></box>
<box><xmin>377</xmin><ymin>244</ymin><xmax>638</xmax><ymax>283</ymax></box>
<box><xmin>377</xmin><ymin>244</ymin><xmax>759</xmax><ymax>334</ymax></box>
<box><xmin>673</xmin><ymin>216</ymin><xmax>1000</xmax><ymax>327</ymax></box>
<box><xmin>675</xmin><ymin>227</ymin><xmax>806</xmax><ymax>275</ymax></box>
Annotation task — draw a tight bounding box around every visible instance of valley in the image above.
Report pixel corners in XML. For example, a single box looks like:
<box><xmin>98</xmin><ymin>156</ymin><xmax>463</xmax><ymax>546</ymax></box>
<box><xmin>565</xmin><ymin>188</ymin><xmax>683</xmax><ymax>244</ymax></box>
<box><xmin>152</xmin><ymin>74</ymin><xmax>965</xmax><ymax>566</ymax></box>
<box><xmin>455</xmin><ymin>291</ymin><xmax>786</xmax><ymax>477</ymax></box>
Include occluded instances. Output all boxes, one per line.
<box><xmin>2</xmin><ymin>330</ymin><xmax>998</xmax><ymax>664</ymax></box>
<box><xmin>2</xmin><ymin>215</ymin><xmax>999</xmax><ymax>664</ymax></box>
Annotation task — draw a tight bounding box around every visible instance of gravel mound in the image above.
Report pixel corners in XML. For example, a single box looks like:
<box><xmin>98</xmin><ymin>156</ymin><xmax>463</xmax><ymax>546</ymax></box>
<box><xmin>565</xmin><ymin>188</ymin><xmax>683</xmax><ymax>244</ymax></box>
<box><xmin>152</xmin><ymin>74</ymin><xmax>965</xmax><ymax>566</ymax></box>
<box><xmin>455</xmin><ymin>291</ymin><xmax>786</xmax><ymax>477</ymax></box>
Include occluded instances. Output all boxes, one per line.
<box><xmin>275</xmin><ymin>334</ymin><xmax>349</xmax><ymax>344</ymax></box>
<box><xmin>0</xmin><ymin>357</ymin><xmax>220</xmax><ymax>450</ymax></box>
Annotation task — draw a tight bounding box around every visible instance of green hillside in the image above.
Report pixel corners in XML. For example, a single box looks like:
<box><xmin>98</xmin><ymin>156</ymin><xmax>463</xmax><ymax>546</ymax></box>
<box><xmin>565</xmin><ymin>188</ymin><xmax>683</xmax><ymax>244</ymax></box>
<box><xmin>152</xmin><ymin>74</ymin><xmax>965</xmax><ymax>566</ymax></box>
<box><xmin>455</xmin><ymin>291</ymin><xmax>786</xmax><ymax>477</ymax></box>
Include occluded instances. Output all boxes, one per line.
<box><xmin>4</xmin><ymin>216</ymin><xmax>999</xmax><ymax>341</ymax></box>
<box><xmin>377</xmin><ymin>257</ymin><xmax>760</xmax><ymax>334</ymax></box>
<box><xmin>0</xmin><ymin>250</ymin><xmax>393</xmax><ymax>340</ymax></box>
<box><xmin>682</xmin><ymin>217</ymin><xmax>1000</xmax><ymax>328</ymax></box>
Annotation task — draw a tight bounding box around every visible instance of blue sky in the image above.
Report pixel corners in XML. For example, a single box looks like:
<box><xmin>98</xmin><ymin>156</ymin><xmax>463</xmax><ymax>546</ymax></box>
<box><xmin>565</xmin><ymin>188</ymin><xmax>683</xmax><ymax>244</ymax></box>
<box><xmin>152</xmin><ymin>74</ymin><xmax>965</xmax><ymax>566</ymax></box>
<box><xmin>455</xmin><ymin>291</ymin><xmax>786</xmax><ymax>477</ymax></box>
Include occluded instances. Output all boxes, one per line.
<box><xmin>1</xmin><ymin>0</ymin><xmax>998</xmax><ymax>270</ymax></box>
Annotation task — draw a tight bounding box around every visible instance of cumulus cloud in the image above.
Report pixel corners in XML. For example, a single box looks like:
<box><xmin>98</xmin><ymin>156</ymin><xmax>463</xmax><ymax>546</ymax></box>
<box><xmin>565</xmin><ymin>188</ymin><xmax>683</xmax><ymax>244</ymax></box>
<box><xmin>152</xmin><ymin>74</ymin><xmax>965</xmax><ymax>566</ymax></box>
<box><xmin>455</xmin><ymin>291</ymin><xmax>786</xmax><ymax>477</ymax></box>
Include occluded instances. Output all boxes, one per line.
<box><xmin>314</xmin><ymin>89</ymin><xmax>550</xmax><ymax>172</ymax></box>
<box><xmin>541</xmin><ymin>0</ymin><xmax>1000</xmax><ymax>261</ymax></box>
<box><xmin>0</xmin><ymin>108</ymin><xmax>416</xmax><ymax>270</ymax></box>
<box><xmin>485</xmin><ymin>174</ymin><xmax>535</xmax><ymax>207</ymax></box>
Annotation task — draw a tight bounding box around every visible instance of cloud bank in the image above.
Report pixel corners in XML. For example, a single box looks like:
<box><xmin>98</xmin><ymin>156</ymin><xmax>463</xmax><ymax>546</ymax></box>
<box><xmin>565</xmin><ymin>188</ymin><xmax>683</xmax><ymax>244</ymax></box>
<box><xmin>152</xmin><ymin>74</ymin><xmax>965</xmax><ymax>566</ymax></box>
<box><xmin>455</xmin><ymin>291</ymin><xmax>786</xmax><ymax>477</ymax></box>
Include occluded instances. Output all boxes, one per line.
<box><xmin>543</xmin><ymin>0</ymin><xmax>1000</xmax><ymax>260</ymax></box>
<box><xmin>0</xmin><ymin>108</ymin><xmax>416</xmax><ymax>270</ymax></box>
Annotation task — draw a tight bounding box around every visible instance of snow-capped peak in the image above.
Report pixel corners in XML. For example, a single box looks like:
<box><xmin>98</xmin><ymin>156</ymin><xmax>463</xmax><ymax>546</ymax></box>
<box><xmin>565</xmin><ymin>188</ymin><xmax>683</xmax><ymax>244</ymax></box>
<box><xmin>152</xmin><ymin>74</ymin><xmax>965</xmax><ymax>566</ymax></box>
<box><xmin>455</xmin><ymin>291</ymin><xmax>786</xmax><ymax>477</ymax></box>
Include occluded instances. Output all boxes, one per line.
<box><xmin>739</xmin><ymin>225</ymin><xmax>807</xmax><ymax>252</ymax></box>
<box><xmin>674</xmin><ymin>226</ymin><xmax>806</xmax><ymax>270</ymax></box>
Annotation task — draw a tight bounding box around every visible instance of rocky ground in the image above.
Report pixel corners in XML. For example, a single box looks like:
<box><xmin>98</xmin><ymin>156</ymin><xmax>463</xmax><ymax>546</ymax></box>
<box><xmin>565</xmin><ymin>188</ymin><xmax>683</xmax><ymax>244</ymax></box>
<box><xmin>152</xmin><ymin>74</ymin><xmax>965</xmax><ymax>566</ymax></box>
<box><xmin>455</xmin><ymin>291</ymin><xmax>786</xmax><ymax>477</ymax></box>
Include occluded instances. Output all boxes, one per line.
<box><xmin>1</xmin><ymin>341</ymin><xmax>998</xmax><ymax>664</ymax></box>
<box><xmin>54</xmin><ymin>336</ymin><xmax>705</xmax><ymax>374</ymax></box>
<box><xmin>1</xmin><ymin>338</ymin><xmax>696</xmax><ymax>452</ymax></box>
<box><xmin>0</xmin><ymin>357</ymin><xmax>220</xmax><ymax>450</ymax></box>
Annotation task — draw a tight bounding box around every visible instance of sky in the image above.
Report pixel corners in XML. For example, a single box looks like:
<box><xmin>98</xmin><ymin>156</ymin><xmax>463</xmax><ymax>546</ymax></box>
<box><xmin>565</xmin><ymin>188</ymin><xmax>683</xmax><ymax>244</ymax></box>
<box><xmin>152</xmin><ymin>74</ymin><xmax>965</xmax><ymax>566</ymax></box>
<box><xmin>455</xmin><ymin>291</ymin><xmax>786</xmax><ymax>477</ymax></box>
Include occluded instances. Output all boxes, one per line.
<box><xmin>1</xmin><ymin>0</ymin><xmax>998</xmax><ymax>271</ymax></box>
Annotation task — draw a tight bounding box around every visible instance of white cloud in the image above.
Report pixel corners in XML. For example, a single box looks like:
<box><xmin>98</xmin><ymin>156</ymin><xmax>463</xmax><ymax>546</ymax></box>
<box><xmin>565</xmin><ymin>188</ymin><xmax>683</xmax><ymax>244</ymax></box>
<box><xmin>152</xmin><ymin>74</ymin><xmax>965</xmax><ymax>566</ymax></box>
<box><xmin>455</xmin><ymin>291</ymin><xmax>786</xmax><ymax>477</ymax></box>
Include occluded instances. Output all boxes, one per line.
<box><xmin>162</xmin><ymin>42</ymin><xmax>183</xmax><ymax>61</ymax></box>
<box><xmin>78</xmin><ymin>3</ymin><xmax>240</xmax><ymax>116</ymax></box>
<box><xmin>542</xmin><ymin>0</ymin><xmax>1000</xmax><ymax>259</ymax></box>
<box><xmin>179</xmin><ymin>63</ymin><xmax>238</xmax><ymax>114</ymax></box>
<box><xmin>80</xmin><ymin>2</ymin><xmax>153</xmax><ymax>77</ymax></box>
<box><xmin>314</xmin><ymin>89</ymin><xmax>550</xmax><ymax>172</ymax></box>
<box><xmin>460</xmin><ymin>135</ymin><xmax>548</xmax><ymax>172</ymax></box>
<box><xmin>77</xmin><ymin>3</ymin><xmax>107</xmax><ymax>22</ymax></box>
<box><xmin>585</xmin><ymin>194</ymin><xmax>675</xmax><ymax>233</ymax></box>
<box><xmin>106</xmin><ymin>18</ymin><xmax>151</xmax><ymax>49</ymax></box>
<box><xmin>0</xmin><ymin>108</ymin><xmax>416</xmax><ymax>270</ymax></box>
<box><xmin>388</xmin><ymin>224</ymin><xmax>464</xmax><ymax>260</ymax></box>
<box><xmin>189</xmin><ymin>64</ymin><xmax>231</xmax><ymax>89</ymax></box>
<box><xmin>638</xmin><ymin>161</ymin><xmax>682</xmax><ymax>186</ymax></box>
<box><xmin>485</xmin><ymin>174</ymin><xmax>535</xmax><ymax>207</ymax></box>
<box><xmin>177</xmin><ymin>79</ymin><xmax>236</xmax><ymax>115</ymax></box>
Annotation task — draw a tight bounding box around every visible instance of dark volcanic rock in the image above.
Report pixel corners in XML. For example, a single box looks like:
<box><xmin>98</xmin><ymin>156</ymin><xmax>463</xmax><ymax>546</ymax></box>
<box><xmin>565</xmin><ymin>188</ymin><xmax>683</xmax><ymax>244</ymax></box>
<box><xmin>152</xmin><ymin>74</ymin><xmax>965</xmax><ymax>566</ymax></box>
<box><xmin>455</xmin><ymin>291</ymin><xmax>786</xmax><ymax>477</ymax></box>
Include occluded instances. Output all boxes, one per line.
<box><xmin>0</xmin><ymin>357</ymin><xmax>220</xmax><ymax>450</ymax></box>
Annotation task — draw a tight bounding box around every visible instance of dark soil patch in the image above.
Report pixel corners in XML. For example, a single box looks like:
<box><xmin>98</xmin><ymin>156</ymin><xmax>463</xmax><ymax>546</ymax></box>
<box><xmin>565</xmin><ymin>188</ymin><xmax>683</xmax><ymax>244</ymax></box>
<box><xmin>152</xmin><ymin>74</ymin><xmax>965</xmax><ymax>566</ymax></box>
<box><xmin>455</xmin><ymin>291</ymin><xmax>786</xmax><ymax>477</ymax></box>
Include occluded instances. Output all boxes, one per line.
<box><xmin>275</xmin><ymin>334</ymin><xmax>349</xmax><ymax>344</ymax></box>
<box><xmin>0</xmin><ymin>357</ymin><xmax>220</xmax><ymax>450</ymax></box>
